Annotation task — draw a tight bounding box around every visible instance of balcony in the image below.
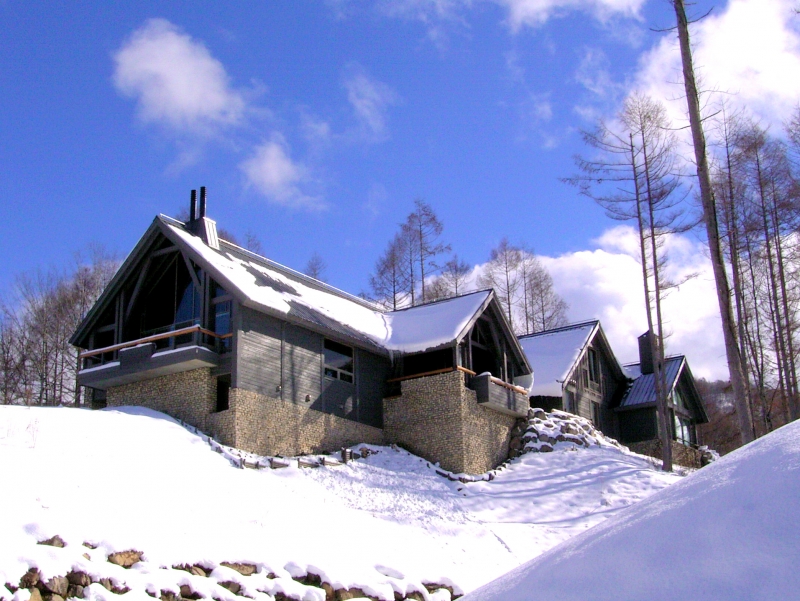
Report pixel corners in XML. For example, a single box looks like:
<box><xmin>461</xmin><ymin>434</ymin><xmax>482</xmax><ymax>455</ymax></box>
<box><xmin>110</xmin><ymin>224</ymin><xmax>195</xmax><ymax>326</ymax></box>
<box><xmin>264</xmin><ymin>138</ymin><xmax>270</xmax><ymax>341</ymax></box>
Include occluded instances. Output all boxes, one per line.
<box><xmin>470</xmin><ymin>372</ymin><xmax>529</xmax><ymax>417</ymax></box>
<box><xmin>77</xmin><ymin>325</ymin><xmax>232</xmax><ymax>390</ymax></box>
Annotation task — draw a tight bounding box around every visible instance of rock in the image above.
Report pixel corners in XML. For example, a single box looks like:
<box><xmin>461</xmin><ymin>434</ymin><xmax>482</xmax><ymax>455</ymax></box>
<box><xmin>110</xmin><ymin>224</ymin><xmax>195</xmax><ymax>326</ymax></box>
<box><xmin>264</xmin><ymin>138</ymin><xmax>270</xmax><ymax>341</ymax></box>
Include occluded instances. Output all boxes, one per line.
<box><xmin>322</xmin><ymin>582</ymin><xmax>335</xmax><ymax>600</ymax></box>
<box><xmin>20</xmin><ymin>568</ymin><xmax>41</xmax><ymax>589</ymax></box>
<box><xmin>99</xmin><ymin>579</ymin><xmax>113</xmax><ymax>592</ymax></box>
<box><xmin>179</xmin><ymin>584</ymin><xmax>203</xmax><ymax>599</ymax></box>
<box><xmin>531</xmin><ymin>409</ymin><xmax>546</xmax><ymax>420</ymax></box>
<box><xmin>28</xmin><ymin>589</ymin><xmax>43</xmax><ymax>601</ymax></box>
<box><xmin>37</xmin><ymin>536</ymin><xmax>65</xmax><ymax>548</ymax></box>
<box><xmin>220</xmin><ymin>562</ymin><xmax>257</xmax><ymax>576</ymax></box>
<box><xmin>43</xmin><ymin>576</ymin><xmax>69</xmax><ymax>597</ymax></box>
<box><xmin>538</xmin><ymin>434</ymin><xmax>552</xmax><ymax>445</ymax></box>
<box><xmin>82</xmin><ymin>554</ymin><xmax>91</xmax><ymax>561</ymax></box>
<box><xmin>67</xmin><ymin>572</ymin><xmax>92</xmax><ymax>588</ymax></box>
<box><xmin>404</xmin><ymin>592</ymin><xmax>425</xmax><ymax>601</ymax></box>
<box><xmin>336</xmin><ymin>588</ymin><xmax>371</xmax><ymax>600</ymax></box>
<box><xmin>174</xmin><ymin>564</ymin><xmax>207</xmax><ymax>578</ymax></box>
<box><xmin>509</xmin><ymin>437</ymin><xmax>522</xmax><ymax>450</ymax></box>
<box><xmin>218</xmin><ymin>581</ymin><xmax>241</xmax><ymax>595</ymax></box>
<box><xmin>160</xmin><ymin>590</ymin><xmax>180</xmax><ymax>601</ymax></box>
<box><xmin>49</xmin><ymin>595</ymin><xmax>65</xmax><ymax>601</ymax></box>
<box><xmin>555</xmin><ymin>434</ymin><xmax>566</xmax><ymax>442</ymax></box>
<box><xmin>108</xmin><ymin>550</ymin><xmax>143</xmax><ymax>568</ymax></box>
<box><xmin>5</xmin><ymin>582</ymin><xmax>19</xmax><ymax>594</ymax></box>
<box><xmin>538</xmin><ymin>444</ymin><xmax>554</xmax><ymax>453</ymax></box>
<box><xmin>67</xmin><ymin>585</ymin><xmax>85</xmax><ymax>599</ymax></box>
<box><xmin>82</xmin><ymin>542</ymin><xmax>97</xmax><ymax>550</ymax></box>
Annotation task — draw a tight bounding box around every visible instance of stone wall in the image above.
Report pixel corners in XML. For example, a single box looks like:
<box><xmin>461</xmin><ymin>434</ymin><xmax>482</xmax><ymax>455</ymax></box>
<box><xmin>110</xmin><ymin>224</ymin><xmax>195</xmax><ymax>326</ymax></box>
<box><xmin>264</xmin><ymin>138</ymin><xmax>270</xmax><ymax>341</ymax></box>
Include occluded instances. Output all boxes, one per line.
<box><xmin>213</xmin><ymin>387</ymin><xmax>384</xmax><ymax>457</ymax></box>
<box><xmin>106</xmin><ymin>368</ymin><xmax>216</xmax><ymax>432</ymax></box>
<box><xmin>628</xmin><ymin>439</ymin><xmax>702</xmax><ymax>469</ymax></box>
<box><xmin>384</xmin><ymin>370</ymin><xmax>516</xmax><ymax>474</ymax></box>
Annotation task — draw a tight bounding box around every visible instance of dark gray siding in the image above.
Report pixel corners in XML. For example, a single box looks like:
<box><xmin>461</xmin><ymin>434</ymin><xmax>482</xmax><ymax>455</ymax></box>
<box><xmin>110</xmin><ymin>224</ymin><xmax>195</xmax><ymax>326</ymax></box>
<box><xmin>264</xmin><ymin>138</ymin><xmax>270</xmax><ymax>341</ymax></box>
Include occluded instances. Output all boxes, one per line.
<box><xmin>618</xmin><ymin>407</ymin><xmax>657</xmax><ymax>443</ymax></box>
<box><xmin>235</xmin><ymin>306</ymin><xmax>388</xmax><ymax>427</ymax></box>
<box><xmin>236</xmin><ymin>307</ymin><xmax>283</xmax><ymax>397</ymax></box>
<box><xmin>284</xmin><ymin>323</ymin><xmax>323</xmax><ymax>406</ymax></box>
<box><xmin>356</xmin><ymin>349</ymin><xmax>390</xmax><ymax>428</ymax></box>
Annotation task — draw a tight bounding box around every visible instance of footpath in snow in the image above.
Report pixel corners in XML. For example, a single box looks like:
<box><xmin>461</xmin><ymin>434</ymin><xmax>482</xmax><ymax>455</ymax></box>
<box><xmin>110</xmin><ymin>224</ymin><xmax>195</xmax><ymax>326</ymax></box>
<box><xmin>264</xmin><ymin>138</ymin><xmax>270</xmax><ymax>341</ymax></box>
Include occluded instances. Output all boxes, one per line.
<box><xmin>0</xmin><ymin>405</ymin><xmax>680</xmax><ymax>601</ymax></box>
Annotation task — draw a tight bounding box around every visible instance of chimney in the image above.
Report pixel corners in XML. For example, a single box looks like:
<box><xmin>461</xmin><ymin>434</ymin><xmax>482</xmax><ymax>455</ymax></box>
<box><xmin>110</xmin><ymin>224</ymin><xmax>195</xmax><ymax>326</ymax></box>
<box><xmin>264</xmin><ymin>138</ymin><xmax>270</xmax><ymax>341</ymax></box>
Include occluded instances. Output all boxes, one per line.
<box><xmin>199</xmin><ymin>186</ymin><xmax>207</xmax><ymax>219</ymax></box>
<box><xmin>190</xmin><ymin>189</ymin><xmax>197</xmax><ymax>222</ymax></box>
<box><xmin>638</xmin><ymin>331</ymin><xmax>654</xmax><ymax>375</ymax></box>
<box><xmin>185</xmin><ymin>186</ymin><xmax>219</xmax><ymax>250</ymax></box>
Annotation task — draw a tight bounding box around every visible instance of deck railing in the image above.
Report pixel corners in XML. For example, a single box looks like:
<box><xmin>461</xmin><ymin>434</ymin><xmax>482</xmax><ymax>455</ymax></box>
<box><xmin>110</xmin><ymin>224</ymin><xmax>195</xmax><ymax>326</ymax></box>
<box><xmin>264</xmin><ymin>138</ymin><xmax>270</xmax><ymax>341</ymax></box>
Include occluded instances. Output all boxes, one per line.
<box><xmin>80</xmin><ymin>325</ymin><xmax>232</xmax><ymax>368</ymax></box>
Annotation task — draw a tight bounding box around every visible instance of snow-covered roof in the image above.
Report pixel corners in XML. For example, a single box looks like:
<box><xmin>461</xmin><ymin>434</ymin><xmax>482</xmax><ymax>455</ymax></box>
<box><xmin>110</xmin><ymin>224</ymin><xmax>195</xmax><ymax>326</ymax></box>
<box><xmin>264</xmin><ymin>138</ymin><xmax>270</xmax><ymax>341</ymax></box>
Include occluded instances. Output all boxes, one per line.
<box><xmin>164</xmin><ymin>218</ymin><xmax>492</xmax><ymax>355</ymax></box>
<box><xmin>518</xmin><ymin>321</ymin><xmax>599</xmax><ymax>397</ymax></box>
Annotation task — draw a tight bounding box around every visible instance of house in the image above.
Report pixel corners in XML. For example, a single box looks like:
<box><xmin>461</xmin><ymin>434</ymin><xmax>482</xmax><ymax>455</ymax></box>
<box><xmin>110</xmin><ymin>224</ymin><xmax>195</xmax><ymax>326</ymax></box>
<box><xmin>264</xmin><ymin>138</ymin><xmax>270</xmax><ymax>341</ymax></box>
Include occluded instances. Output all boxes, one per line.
<box><xmin>616</xmin><ymin>333</ymin><xmax>709</xmax><ymax>467</ymax></box>
<box><xmin>519</xmin><ymin>323</ymin><xmax>709</xmax><ymax>467</ymax></box>
<box><xmin>518</xmin><ymin>320</ymin><xmax>628</xmax><ymax>435</ymax></box>
<box><xmin>70</xmin><ymin>190</ymin><xmax>532</xmax><ymax>475</ymax></box>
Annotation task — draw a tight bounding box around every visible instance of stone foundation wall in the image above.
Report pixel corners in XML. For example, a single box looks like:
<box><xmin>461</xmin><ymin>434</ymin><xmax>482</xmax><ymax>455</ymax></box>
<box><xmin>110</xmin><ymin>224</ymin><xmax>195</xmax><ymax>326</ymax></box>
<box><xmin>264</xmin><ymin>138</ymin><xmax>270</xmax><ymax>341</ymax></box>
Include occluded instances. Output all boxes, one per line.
<box><xmin>384</xmin><ymin>370</ymin><xmax>516</xmax><ymax>474</ymax></box>
<box><xmin>106</xmin><ymin>368</ymin><xmax>216</xmax><ymax>432</ymax></box>
<box><xmin>628</xmin><ymin>439</ymin><xmax>702</xmax><ymax>469</ymax></box>
<box><xmin>214</xmin><ymin>388</ymin><xmax>384</xmax><ymax>457</ymax></box>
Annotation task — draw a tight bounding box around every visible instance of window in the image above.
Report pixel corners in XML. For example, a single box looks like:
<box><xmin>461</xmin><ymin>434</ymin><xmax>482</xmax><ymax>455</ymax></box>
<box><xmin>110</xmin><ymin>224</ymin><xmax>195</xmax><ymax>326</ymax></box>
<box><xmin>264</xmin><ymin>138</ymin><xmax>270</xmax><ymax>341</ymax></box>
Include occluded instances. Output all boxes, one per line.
<box><xmin>211</xmin><ymin>300</ymin><xmax>232</xmax><ymax>351</ymax></box>
<box><xmin>324</xmin><ymin>339</ymin><xmax>354</xmax><ymax>384</ymax></box>
<box><xmin>588</xmin><ymin>348</ymin><xmax>600</xmax><ymax>384</ymax></box>
<box><xmin>674</xmin><ymin>414</ymin><xmax>693</xmax><ymax>445</ymax></box>
<box><xmin>592</xmin><ymin>402</ymin><xmax>601</xmax><ymax>427</ymax></box>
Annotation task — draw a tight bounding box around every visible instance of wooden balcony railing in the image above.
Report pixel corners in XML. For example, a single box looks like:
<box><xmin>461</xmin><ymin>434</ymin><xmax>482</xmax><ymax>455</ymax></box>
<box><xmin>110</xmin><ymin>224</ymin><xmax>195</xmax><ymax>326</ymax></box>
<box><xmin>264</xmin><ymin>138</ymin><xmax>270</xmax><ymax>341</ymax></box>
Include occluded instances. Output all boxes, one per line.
<box><xmin>79</xmin><ymin>325</ymin><xmax>232</xmax><ymax>365</ymax></box>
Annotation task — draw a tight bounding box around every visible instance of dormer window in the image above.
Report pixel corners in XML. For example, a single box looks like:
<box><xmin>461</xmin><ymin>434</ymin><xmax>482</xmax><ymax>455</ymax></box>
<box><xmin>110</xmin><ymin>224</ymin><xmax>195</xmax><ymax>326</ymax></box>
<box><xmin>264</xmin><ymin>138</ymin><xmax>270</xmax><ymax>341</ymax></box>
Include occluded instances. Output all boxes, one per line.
<box><xmin>324</xmin><ymin>339</ymin><xmax>354</xmax><ymax>384</ymax></box>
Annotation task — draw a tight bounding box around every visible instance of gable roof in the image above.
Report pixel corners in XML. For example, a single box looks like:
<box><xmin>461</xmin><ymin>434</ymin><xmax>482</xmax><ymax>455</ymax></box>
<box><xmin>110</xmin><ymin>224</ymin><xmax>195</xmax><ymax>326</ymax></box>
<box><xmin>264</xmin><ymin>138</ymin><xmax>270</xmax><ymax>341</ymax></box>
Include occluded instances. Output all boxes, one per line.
<box><xmin>519</xmin><ymin>320</ymin><xmax>602</xmax><ymax>397</ymax></box>
<box><xmin>518</xmin><ymin>320</ymin><xmax>626</xmax><ymax>397</ymax></box>
<box><xmin>619</xmin><ymin>355</ymin><xmax>708</xmax><ymax>422</ymax></box>
<box><xmin>73</xmin><ymin>214</ymin><xmax>528</xmax><ymax>368</ymax></box>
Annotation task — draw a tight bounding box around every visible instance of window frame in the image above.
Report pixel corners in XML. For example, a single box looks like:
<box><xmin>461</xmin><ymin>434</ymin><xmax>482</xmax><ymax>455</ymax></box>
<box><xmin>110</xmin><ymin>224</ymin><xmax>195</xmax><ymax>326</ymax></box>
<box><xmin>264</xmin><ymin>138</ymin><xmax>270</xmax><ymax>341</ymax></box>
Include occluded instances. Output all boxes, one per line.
<box><xmin>323</xmin><ymin>338</ymin><xmax>355</xmax><ymax>384</ymax></box>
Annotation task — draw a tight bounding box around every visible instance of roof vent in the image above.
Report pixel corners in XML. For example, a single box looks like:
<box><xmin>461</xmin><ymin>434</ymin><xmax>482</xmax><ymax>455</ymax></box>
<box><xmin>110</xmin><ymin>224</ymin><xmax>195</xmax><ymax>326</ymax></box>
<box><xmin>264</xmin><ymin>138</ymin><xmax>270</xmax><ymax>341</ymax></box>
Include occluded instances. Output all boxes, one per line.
<box><xmin>187</xmin><ymin>186</ymin><xmax>219</xmax><ymax>250</ymax></box>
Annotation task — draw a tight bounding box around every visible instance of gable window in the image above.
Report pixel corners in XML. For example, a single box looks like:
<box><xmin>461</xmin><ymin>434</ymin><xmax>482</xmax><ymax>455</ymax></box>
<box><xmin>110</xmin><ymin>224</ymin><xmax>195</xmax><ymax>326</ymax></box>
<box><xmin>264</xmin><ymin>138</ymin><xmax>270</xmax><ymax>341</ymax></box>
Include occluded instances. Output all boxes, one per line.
<box><xmin>209</xmin><ymin>281</ymin><xmax>232</xmax><ymax>352</ymax></box>
<box><xmin>324</xmin><ymin>339</ymin><xmax>354</xmax><ymax>384</ymax></box>
<box><xmin>588</xmin><ymin>348</ymin><xmax>600</xmax><ymax>383</ymax></box>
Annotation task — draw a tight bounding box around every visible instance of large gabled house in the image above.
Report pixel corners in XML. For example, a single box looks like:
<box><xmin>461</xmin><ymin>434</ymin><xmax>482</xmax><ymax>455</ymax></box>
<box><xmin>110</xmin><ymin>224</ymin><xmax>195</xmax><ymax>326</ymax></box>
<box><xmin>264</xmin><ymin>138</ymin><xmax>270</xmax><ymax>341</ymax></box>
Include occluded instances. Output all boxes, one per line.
<box><xmin>518</xmin><ymin>322</ymin><xmax>709</xmax><ymax>467</ymax></box>
<box><xmin>70</xmin><ymin>192</ymin><xmax>532</xmax><ymax>474</ymax></box>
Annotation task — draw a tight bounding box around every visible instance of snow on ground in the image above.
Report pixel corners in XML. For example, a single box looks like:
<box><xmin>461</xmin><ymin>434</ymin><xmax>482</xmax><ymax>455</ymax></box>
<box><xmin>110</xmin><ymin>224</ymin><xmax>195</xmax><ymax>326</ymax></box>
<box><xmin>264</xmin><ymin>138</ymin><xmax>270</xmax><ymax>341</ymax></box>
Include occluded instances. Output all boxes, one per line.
<box><xmin>465</xmin><ymin>419</ymin><xmax>800</xmax><ymax>601</ymax></box>
<box><xmin>0</xmin><ymin>406</ymin><xmax>680</xmax><ymax>600</ymax></box>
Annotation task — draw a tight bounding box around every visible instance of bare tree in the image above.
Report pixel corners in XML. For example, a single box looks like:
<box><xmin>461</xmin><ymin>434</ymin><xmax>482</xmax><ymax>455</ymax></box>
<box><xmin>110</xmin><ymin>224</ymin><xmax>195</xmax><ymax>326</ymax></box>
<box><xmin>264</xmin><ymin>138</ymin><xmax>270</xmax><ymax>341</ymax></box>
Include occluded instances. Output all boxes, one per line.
<box><xmin>566</xmin><ymin>92</ymin><xmax>689</xmax><ymax>471</ymax></box>
<box><xmin>672</xmin><ymin>0</ymin><xmax>755</xmax><ymax>444</ymax></box>
<box><xmin>478</xmin><ymin>238</ymin><xmax>523</xmax><ymax>331</ymax></box>
<box><xmin>520</xmin><ymin>253</ymin><xmax>569</xmax><ymax>334</ymax></box>
<box><xmin>304</xmin><ymin>252</ymin><xmax>328</xmax><ymax>282</ymax></box>
<box><xmin>402</xmin><ymin>199</ymin><xmax>451</xmax><ymax>304</ymax></box>
<box><xmin>369</xmin><ymin>233</ymin><xmax>410</xmax><ymax>310</ymax></box>
<box><xmin>440</xmin><ymin>255</ymin><xmax>472</xmax><ymax>297</ymax></box>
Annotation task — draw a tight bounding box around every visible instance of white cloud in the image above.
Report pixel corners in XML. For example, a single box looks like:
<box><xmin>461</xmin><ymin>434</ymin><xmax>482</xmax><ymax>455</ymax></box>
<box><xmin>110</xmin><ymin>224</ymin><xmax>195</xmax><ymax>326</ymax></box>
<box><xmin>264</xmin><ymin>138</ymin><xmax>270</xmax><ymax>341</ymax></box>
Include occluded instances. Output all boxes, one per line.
<box><xmin>344</xmin><ymin>67</ymin><xmax>399</xmax><ymax>141</ymax></box>
<box><xmin>633</xmin><ymin>0</ymin><xmax>800</xmax><ymax>131</ymax></box>
<box><xmin>495</xmin><ymin>0</ymin><xmax>644</xmax><ymax>31</ymax></box>
<box><xmin>240</xmin><ymin>135</ymin><xmax>323</xmax><ymax>211</ymax></box>
<box><xmin>113</xmin><ymin>18</ymin><xmax>245</xmax><ymax>135</ymax></box>
<box><xmin>540</xmin><ymin>225</ymin><xmax>727</xmax><ymax>380</ymax></box>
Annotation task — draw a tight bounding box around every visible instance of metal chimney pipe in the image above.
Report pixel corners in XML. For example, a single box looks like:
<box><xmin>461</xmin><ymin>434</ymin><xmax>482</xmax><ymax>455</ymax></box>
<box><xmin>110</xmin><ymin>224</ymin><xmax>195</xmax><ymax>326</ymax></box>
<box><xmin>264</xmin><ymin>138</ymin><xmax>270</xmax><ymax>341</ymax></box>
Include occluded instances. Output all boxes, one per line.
<box><xmin>199</xmin><ymin>186</ymin><xmax>207</xmax><ymax>218</ymax></box>
<box><xmin>190</xmin><ymin>189</ymin><xmax>197</xmax><ymax>221</ymax></box>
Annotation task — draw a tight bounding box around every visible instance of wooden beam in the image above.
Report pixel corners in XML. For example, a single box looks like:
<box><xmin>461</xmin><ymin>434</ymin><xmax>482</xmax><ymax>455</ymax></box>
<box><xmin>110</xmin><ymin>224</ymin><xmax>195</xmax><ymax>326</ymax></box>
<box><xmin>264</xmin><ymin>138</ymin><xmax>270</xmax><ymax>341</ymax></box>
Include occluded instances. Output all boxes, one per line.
<box><xmin>151</xmin><ymin>246</ymin><xmax>180</xmax><ymax>257</ymax></box>
<box><xmin>125</xmin><ymin>256</ymin><xmax>151</xmax><ymax>321</ymax></box>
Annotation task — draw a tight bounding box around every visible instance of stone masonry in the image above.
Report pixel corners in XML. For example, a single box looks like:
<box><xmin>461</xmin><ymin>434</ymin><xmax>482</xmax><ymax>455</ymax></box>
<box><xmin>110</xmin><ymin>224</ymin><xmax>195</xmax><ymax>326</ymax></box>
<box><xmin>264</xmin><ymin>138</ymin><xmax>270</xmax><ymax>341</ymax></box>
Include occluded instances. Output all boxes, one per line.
<box><xmin>106</xmin><ymin>368</ymin><xmax>216</xmax><ymax>433</ymax></box>
<box><xmin>208</xmin><ymin>387</ymin><xmax>384</xmax><ymax>457</ymax></box>
<box><xmin>628</xmin><ymin>439</ymin><xmax>703</xmax><ymax>469</ymax></box>
<box><xmin>383</xmin><ymin>370</ymin><xmax>517</xmax><ymax>474</ymax></box>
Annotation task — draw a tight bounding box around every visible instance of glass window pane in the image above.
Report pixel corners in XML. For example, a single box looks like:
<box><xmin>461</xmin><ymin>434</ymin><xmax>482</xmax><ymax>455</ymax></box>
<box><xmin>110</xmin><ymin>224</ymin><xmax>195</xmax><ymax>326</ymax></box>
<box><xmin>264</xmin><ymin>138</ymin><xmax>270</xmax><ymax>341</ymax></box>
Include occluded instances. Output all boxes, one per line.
<box><xmin>324</xmin><ymin>339</ymin><xmax>353</xmax><ymax>373</ymax></box>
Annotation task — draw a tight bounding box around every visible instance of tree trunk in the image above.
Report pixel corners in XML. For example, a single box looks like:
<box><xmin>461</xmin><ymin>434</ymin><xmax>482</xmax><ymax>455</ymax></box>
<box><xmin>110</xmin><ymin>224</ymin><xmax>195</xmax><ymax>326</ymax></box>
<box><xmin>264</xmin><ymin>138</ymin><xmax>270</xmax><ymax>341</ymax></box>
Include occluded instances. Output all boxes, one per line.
<box><xmin>672</xmin><ymin>0</ymin><xmax>755</xmax><ymax>443</ymax></box>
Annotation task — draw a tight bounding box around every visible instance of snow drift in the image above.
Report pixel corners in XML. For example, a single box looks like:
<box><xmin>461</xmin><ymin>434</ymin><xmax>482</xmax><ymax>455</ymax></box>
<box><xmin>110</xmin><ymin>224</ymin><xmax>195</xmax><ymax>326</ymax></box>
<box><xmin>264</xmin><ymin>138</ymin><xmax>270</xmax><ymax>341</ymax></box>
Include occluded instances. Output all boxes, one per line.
<box><xmin>464</xmin><ymin>419</ymin><xmax>800</xmax><ymax>601</ymax></box>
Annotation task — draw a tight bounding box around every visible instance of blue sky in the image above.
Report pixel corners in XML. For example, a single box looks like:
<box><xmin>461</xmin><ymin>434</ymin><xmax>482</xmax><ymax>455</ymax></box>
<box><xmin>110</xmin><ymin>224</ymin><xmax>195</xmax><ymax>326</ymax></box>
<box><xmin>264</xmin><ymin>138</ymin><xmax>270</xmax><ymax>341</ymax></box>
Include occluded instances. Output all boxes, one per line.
<box><xmin>2</xmin><ymin>0</ymin><xmax>799</xmax><ymax>378</ymax></box>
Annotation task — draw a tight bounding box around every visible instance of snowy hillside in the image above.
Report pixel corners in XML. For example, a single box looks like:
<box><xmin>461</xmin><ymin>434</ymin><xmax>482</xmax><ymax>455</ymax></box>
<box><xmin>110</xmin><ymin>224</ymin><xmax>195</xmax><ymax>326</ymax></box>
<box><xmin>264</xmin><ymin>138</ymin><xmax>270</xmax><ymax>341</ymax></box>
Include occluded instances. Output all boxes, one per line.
<box><xmin>465</xmin><ymin>419</ymin><xmax>800</xmax><ymax>601</ymax></box>
<box><xmin>0</xmin><ymin>406</ymin><xmax>680</xmax><ymax>600</ymax></box>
